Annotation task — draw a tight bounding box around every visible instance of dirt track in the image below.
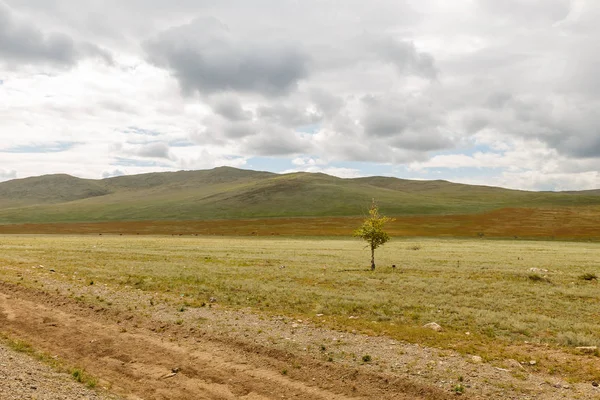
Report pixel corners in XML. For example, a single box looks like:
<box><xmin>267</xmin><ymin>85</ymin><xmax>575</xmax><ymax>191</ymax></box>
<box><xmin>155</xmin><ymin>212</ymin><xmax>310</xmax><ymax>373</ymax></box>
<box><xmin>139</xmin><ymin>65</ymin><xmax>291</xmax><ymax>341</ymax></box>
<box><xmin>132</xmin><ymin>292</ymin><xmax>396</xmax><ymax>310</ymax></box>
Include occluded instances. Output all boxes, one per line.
<box><xmin>0</xmin><ymin>282</ymin><xmax>450</xmax><ymax>400</ymax></box>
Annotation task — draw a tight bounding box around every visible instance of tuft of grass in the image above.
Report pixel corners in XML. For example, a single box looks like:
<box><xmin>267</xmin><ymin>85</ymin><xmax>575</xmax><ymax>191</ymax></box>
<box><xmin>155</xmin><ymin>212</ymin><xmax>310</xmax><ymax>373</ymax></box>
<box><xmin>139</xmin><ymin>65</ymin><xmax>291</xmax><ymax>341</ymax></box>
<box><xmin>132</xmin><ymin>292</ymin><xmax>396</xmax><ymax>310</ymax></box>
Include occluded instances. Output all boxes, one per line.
<box><xmin>71</xmin><ymin>368</ymin><xmax>84</xmax><ymax>382</ymax></box>
<box><xmin>70</xmin><ymin>367</ymin><xmax>97</xmax><ymax>387</ymax></box>
<box><xmin>556</xmin><ymin>331</ymin><xmax>598</xmax><ymax>348</ymax></box>
<box><xmin>453</xmin><ymin>384</ymin><xmax>465</xmax><ymax>394</ymax></box>
<box><xmin>6</xmin><ymin>338</ymin><xmax>34</xmax><ymax>354</ymax></box>
<box><xmin>580</xmin><ymin>273</ymin><xmax>597</xmax><ymax>281</ymax></box>
<box><xmin>362</xmin><ymin>354</ymin><xmax>372</xmax><ymax>363</ymax></box>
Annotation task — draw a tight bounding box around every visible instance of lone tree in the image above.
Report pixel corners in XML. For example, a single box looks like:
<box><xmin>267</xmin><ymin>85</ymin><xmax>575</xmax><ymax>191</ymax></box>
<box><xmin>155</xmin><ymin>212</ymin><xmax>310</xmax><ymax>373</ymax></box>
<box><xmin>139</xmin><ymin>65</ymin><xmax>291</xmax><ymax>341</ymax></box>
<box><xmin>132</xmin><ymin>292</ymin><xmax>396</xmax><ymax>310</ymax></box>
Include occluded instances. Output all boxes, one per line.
<box><xmin>354</xmin><ymin>200</ymin><xmax>393</xmax><ymax>270</ymax></box>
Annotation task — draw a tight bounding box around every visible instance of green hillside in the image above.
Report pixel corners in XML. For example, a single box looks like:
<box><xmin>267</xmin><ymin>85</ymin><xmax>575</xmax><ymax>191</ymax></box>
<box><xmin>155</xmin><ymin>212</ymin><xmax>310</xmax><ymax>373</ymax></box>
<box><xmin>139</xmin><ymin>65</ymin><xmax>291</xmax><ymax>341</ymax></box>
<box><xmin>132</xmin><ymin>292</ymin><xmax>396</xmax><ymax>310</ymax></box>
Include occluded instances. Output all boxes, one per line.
<box><xmin>1</xmin><ymin>166</ymin><xmax>600</xmax><ymax>224</ymax></box>
<box><xmin>0</xmin><ymin>174</ymin><xmax>110</xmax><ymax>207</ymax></box>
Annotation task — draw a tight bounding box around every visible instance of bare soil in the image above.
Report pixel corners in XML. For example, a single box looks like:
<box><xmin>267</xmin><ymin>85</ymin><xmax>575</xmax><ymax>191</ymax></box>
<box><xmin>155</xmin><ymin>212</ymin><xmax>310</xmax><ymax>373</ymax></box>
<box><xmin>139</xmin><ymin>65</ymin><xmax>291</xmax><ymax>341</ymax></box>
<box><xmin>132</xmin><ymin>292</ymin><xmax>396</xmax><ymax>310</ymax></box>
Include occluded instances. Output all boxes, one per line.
<box><xmin>1</xmin><ymin>279</ymin><xmax>599</xmax><ymax>399</ymax></box>
<box><xmin>0</xmin><ymin>340</ymin><xmax>121</xmax><ymax>400</ymax></box>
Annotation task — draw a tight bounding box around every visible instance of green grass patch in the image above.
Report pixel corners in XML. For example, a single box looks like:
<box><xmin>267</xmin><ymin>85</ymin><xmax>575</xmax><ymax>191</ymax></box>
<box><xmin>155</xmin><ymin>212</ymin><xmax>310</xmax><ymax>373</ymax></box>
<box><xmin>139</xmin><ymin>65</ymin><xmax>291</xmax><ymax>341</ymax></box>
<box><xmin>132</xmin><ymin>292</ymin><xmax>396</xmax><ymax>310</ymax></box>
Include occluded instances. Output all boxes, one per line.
<box><xmin>2</xmin><ymin>235</ymin><xmax>600</xmax><ymax>381</ymax></box>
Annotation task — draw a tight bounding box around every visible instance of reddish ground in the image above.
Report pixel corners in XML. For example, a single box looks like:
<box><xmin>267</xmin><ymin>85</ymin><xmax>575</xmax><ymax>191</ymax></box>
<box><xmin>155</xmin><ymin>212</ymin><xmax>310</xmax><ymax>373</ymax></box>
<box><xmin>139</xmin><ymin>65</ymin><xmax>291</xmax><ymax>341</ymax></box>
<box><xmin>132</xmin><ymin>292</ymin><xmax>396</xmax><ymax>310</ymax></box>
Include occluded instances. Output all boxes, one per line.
<box><xmin>1</xmin><ymin>207</ymin><xmax>600</xmax><ymax>240</ymax></box>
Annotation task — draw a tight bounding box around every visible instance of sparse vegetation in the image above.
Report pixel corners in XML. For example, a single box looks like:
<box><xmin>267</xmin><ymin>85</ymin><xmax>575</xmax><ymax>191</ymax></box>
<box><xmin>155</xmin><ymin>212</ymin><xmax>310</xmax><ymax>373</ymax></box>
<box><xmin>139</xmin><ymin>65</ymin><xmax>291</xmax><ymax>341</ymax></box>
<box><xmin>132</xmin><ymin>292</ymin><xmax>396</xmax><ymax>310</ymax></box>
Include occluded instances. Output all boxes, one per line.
<box><xmin>0</xmin><ymin>333</ymin><xmax>99</xmax><ymax>389</ymax></box>
<box><xmin>3</xmin><ymin>235</ymin><xmax>600</xmax><ymax>382</ymax></box>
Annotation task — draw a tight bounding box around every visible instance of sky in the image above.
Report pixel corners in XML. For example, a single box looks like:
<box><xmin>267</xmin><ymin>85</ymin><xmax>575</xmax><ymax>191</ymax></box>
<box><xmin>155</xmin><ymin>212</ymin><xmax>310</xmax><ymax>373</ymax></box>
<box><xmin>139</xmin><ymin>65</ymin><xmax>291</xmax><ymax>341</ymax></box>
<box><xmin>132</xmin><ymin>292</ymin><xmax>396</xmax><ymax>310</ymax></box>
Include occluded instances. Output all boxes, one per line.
<box><xmin>1</xmin><ymin>0</ymin><xmax>599</xmax><ymax>191</ymax></box>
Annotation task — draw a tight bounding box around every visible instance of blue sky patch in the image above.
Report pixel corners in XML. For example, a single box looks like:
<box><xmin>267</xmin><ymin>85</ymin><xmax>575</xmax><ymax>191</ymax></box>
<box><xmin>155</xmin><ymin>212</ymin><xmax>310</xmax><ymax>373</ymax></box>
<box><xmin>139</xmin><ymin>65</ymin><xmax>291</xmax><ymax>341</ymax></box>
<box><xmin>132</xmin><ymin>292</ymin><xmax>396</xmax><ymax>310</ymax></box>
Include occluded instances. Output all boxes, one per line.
<box><xmin>1</xmin><ymin>141</ymin><xmax>79</xmax><ymax>153</ymax></box>
<box><xmin>123</xmin><ymin>126</ymin><xmax>162</xmax><ymax>136</ymax></box>
<box><xmin>112</xmin><ymin>157</ymin><xmax>172</xmax><ymax>168</ymax></box>
<box><xmin>296</xmin><ymin>124</ymin><xmax>321</xmax><ymax>134</ymax></box>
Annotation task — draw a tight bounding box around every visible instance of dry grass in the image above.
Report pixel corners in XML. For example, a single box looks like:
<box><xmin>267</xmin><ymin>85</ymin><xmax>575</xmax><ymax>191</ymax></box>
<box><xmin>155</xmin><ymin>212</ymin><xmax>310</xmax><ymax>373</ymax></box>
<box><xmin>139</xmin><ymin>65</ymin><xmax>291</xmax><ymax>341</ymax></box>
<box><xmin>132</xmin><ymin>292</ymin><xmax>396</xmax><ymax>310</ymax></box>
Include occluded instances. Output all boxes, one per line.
<box><xmin>1</xmin><ymin>235</ymin><xmax>600</xmax><ymax>380</ymax></box>
<box><xmin>2</xmin><ymin>206</ymin><xmax>600</xmax><ymax>240</ymax></box>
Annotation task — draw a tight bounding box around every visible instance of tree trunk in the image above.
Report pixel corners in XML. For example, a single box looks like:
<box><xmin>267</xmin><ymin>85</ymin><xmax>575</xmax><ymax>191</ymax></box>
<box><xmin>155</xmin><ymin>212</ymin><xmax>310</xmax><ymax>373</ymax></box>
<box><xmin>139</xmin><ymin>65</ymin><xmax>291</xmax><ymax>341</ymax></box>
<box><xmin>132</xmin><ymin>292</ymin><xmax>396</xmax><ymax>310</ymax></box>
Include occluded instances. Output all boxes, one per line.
<box><xmin>370</xmin><ymin>245</ymin><xmax>375</xmax><ymax>270</ymax></box>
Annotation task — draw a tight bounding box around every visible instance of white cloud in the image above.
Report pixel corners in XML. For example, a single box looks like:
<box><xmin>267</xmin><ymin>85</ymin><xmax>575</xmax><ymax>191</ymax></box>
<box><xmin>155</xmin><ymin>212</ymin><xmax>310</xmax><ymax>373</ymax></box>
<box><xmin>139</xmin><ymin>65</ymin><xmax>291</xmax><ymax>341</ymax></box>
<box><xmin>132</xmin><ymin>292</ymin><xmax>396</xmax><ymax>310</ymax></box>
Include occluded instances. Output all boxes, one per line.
<box><xmin>1</xmin><ymin>0</ymin><xmax>600</xmax><ymax>190</ymax></box>
<box><xmin>282</xmin><ymin>165</ymin><xmax>363</xmax><ymax>179</ymax></box>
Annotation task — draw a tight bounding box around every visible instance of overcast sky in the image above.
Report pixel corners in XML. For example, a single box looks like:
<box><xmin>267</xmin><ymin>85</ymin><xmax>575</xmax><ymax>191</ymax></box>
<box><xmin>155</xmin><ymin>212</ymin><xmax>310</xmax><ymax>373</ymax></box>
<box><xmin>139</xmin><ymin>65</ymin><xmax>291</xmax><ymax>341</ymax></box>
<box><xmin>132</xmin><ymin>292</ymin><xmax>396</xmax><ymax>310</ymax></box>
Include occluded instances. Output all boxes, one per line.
<box><xmin>1</xmin><ymin>0</ymin><xmax>599</xmax><ymax>190</ymax></box>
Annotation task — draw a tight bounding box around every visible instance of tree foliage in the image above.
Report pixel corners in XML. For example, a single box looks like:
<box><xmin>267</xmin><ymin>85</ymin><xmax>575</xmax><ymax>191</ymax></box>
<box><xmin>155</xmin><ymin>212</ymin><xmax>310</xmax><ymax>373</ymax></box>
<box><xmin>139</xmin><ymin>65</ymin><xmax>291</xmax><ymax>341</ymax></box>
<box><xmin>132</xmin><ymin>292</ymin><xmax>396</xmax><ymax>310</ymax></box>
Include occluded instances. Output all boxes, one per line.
<box><xmin>353</xmin><ymin>200</ymin><xmax>393</xmax><ymax>270</ymax></box>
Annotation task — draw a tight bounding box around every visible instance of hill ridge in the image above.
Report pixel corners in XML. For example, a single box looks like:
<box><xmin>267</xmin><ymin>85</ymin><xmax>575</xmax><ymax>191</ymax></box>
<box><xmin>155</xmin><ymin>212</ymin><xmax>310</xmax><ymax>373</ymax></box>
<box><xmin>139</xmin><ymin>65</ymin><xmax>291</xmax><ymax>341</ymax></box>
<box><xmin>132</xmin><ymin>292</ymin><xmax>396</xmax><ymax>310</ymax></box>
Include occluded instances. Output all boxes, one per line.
<box><xmin>1</xmin><ymin>167</ymin><xmax>600</xmax><ymax>224</ymax></box>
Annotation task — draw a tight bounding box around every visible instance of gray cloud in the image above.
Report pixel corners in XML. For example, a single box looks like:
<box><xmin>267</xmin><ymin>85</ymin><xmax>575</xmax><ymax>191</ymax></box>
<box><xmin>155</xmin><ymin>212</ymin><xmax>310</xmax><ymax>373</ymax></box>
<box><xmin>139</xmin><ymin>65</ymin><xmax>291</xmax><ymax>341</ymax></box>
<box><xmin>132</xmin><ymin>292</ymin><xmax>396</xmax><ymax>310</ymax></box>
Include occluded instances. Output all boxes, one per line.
<box><xmin>257</xmin><ymin>103</ymin><xmax>321</xmax><ymax>128</ymax></box>
<box><xmin>209</xmin><ymin>94</ymin><xmax>252</xmax><ymax>121</ymax></box>
<box><xmin>144</xmin><ymin>17</ymin><xmax>309</xmax><ymax>97</ymax></box>
<box><xmin>242</xmin><ymin>126</ymin><xmax>312</xmax><ymax>156</ymax></box>
<box><xmin>478</xmin><ymin>0</ymin><xmax>571</xmax><ymax>25</ymax></box>
<box><xmin>0</xmin><ymin>2</ymin><xmax>112</xmax><ymax>66</ymax></box>
<box><xmin>136</xmin><ymin>142</ymin><xmax>172</xmax><ymax>159</ymax></box>
<box><xmin>309</xmin><ymin>88</ymin><xmax>344</xmax><ymax>118</ymax></box>
<box><xmin>102</xmin><ymin>169</ymin><xmax>125</xmax><ymax>178</ymax></box>
<box><xmin>0</xmin><ymin>168</ymin><xmax>16</xmax><ymax>180</ymax></box>
<box><xmin>374</xmin><ymin>37</ymin><xmax>438</xmax><ymax>79</ymax></box>
<box><xmin>360</xmin><ymin>94</ymin><xmax>452</xmax><ymax>151</ymax></box>
<box><xmin>224</xmin><ymin>121</ymin><xmax>257</xmax><ymax>139</ymax></box>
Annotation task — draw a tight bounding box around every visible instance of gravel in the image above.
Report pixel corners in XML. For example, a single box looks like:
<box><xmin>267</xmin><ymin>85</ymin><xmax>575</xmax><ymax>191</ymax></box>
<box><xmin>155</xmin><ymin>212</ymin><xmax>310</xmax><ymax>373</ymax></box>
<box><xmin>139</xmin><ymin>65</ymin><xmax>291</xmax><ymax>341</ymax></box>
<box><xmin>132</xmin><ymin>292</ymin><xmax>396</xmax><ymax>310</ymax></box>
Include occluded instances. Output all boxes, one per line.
<box><xmin>0</xmin><ymin>343</ymin><xmax>120</xmax><ymax>400</ymax></box>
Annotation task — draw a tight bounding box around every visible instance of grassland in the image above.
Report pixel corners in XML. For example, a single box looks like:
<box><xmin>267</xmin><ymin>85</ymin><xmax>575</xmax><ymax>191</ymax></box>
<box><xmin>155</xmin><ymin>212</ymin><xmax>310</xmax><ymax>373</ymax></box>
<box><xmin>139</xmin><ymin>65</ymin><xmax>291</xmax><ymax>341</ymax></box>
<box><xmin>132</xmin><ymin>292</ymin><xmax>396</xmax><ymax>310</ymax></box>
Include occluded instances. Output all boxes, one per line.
<box><xmin>2</xmin><ymin>167</ymin><xmax>600</xmax><ymax>224</ymax></box>
<box><xmin>1</xmin><ymin>234</ymin><xmax>600</xmax><ymax>381</ymax></box>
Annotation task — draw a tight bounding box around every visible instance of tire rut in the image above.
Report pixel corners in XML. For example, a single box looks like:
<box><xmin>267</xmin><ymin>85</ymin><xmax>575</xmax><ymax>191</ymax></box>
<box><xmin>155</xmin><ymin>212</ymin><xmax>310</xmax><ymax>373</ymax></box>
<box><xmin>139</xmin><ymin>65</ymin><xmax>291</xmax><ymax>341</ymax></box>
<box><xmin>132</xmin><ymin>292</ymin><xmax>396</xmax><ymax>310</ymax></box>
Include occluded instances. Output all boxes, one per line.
<box><xmin>0</xmin><ymin>283</ymin><xmax>450</xmax><ymax>399</ymax></box>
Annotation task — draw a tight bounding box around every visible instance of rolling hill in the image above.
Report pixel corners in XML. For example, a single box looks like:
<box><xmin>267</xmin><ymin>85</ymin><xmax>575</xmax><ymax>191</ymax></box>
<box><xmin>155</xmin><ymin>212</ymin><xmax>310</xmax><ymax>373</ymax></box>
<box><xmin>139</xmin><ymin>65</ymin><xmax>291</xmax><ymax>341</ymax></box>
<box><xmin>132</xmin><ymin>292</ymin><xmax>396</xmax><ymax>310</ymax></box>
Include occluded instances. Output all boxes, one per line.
<box><xmin>1</xmin><ymin>166</ymin><xmax>600</xmax><ymax>224</ymax></box>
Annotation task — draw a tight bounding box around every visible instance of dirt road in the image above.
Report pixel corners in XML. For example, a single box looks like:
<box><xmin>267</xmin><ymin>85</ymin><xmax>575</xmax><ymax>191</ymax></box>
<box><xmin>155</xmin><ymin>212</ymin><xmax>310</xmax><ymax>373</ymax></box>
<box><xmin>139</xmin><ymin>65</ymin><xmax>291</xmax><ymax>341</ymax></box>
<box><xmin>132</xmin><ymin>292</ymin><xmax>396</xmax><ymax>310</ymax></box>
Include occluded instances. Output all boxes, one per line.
<box><xmin>0</xmin><ymin>282</ymin><xmax>449</xmax><ymax>399</ymax></box>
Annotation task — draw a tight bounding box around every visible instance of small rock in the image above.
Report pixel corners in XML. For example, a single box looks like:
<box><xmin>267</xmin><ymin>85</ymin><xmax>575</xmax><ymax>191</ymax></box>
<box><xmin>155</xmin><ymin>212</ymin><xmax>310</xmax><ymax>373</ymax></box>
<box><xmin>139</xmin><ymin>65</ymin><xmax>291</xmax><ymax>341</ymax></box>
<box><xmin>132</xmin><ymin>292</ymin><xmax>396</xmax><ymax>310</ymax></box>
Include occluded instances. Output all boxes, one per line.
<box><xmin>529</xmin><ymin>360</ymin><xmax>537</xmax><ymax>366</ymax></box>
<box><xmin>316</xmin><ymin>313</ymin><xmax>324</xmax><ymax>317</ymax></box>
<box><xmin>471</xmin><ymin>355</ymin><xmax>483</xmax><ymax>364</ymax></box>
<box><xmin>529</xmin><ymin>267</ymin><xmax>549</xmax><ymax>273</ymax></box>
<box><xmin>505</xmin><ymin>359</ymin><xmax>525</xmax><ymax>371</ymax></box>
<box><xmin>209</xmin><ymin>297</ymin><xmax>217</xmax><ymax>303</ymax></box>
<box><xmin>423</xmin><ymin>322</ymin><xmax>442</xmax><ymax>332</ymax></box>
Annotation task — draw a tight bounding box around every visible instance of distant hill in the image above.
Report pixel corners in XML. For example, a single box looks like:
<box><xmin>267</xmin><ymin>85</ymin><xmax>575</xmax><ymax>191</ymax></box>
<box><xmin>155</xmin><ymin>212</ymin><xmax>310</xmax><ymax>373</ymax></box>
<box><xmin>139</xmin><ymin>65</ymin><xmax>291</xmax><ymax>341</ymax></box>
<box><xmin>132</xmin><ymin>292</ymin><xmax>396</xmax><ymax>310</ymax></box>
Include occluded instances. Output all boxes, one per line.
<box><xmin>0</xmin><ymin>174</ymin><xmax>110</xmax><ymax>207</ymax></box>
<box><xmin>1</xmin><ymin>166</ymin><xmax>600</xmax><ymax>224</ymax></box>
<box><xmin>561</xmin><ymin>189</ymin><xmax>600</xmax><ymax>196</ymax></box>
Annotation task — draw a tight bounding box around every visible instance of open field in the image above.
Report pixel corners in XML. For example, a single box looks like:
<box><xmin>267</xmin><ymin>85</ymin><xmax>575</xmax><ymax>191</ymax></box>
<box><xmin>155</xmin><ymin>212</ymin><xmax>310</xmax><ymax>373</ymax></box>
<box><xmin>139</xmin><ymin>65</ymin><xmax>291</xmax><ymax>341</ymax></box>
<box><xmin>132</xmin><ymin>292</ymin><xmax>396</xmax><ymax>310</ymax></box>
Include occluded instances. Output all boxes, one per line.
<box><xmin>1</xmin><ymin>234</ymin><xmax>600</xmax><ymax>398</ymax></box>
<box><xmin>2</xmin><ymin>206</ymin><xmax>600</xmax><ymax>240</ymax></box>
